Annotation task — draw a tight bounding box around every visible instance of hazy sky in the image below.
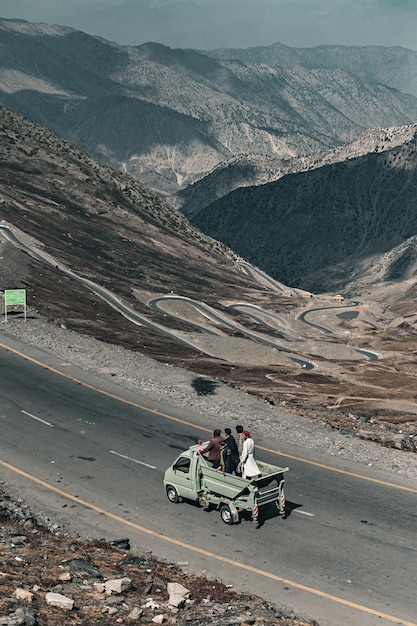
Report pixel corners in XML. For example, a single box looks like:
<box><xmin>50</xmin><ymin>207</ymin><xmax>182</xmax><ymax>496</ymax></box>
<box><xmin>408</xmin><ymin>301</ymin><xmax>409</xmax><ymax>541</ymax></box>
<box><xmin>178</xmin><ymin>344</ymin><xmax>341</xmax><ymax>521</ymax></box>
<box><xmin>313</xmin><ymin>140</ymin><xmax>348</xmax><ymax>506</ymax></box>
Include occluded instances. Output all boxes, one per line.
<box><xmin>0</xmin><ymin>0</ymin><xmax>416</xmax><ymax>51</ymax></box>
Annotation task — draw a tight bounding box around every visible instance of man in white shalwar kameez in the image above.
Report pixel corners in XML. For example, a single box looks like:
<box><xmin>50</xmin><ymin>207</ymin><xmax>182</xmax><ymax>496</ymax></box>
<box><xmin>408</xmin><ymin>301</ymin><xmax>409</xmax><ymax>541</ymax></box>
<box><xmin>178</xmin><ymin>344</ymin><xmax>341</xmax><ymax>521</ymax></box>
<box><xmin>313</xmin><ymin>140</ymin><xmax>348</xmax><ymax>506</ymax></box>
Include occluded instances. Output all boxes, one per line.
<box><xmin>239</xmin><ymin>430</ymin><xmax>261</xmax><ymax>479</ymax></box>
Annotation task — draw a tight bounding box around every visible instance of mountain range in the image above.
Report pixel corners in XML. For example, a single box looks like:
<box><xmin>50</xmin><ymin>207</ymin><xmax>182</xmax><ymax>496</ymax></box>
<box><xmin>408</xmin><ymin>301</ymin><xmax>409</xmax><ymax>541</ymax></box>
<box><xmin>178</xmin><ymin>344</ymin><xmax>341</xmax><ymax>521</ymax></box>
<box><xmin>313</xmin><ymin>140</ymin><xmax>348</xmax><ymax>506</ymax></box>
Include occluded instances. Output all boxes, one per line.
<box><xmin>1</xmin><ymin>18</ymin><xmax>417</xmax><ymax>296</ymax></box>
<box><xmin>0</xmin><ymin>105</ymin><xmax>253</xmax><ymax>307</ymax></box>
<box><xmin>203</xmin><ymin>41</ymin><xmax>417</xmax><ymax>98</ymax></box>
<box><xmin>174</xmin><ymin>124</ymin><xmax>417</xmax><ymax>218</ymax></box>
<box><xmin>1</xmin><ymin>18</ymin><xmax>417</xmax><ymax>198</ymax></box>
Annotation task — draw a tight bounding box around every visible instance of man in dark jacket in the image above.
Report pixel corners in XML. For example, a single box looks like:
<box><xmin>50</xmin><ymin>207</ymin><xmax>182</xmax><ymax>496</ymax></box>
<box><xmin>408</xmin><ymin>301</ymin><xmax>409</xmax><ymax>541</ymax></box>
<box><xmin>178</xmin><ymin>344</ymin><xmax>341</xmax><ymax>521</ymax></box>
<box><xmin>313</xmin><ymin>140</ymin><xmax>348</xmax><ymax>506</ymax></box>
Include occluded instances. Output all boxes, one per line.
<box><xmin>221</xmin><ymin>428</ymin><xmax>240</xmax><ymax>474</ymax></box>
<box><xmin>198</xmin><ymin>429</ymin><xmax>222</xmax><ymax>469</ymax></box>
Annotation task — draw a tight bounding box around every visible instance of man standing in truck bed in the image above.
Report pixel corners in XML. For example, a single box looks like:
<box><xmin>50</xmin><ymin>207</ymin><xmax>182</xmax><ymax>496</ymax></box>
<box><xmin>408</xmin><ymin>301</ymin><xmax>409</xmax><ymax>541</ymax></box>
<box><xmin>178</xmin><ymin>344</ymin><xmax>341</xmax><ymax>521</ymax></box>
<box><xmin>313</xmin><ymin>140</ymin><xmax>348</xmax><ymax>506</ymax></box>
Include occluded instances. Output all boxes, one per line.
<box><xmin>238</xmin><ymin>430</ymin><xmax>261</xmax><ymax>479</ymax></box>
<box><xmin>235</xmin><ymin>424</ymin><xmax>245</xmax><ymax>456</ymax></box>
<box><xmin>198</xmin><ymin>429</ymin><xmax>222</xmax><ymax>469</ymax></box>
<box><xmin>222</xmin><ymin>428</ymin><xmax>240</xmax><ymax>474</ymax></box>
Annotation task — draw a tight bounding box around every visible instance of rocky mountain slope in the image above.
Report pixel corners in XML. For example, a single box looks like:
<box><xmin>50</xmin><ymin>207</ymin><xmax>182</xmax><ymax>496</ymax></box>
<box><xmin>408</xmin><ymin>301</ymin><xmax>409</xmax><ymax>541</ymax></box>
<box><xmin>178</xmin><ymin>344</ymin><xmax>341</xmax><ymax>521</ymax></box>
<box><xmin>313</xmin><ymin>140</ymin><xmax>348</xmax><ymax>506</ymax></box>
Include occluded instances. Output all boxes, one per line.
<box><xmin>1</xmin><ymin>104</ymin><xmax>417</xmax><ymax>446</ymax></box>
<box><xmin>2</xmin><ymin>18</ymin><xmax>417</xmax><ymax>196</ymax></box>
<box><xmin>189</xmin><ymin>124</ymin><xmax>417</xmax><ymax>296</ymax></box>
<box><xmin>175</xmin><ymin>124</ymin><xmax>417</xmax><ymax>217</ymax></box>
<box><xmin>0</xmin><ymin>105</ymin><xmax>262</xmax><ymax>313</ymax></box>
<box><xmin>204</xmin><ymin>41</ymin><xmax>417</xmax><ymax>97</ymax></box>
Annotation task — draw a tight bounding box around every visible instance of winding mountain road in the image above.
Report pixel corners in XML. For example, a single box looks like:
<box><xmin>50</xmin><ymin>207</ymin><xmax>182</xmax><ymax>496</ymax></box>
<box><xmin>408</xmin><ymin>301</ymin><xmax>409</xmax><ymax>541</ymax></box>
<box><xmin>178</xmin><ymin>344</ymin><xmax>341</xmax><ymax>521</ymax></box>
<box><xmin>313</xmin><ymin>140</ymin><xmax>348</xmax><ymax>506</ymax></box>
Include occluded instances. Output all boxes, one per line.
<box><xmin>0</xmin><ymin>224</ymin><xmax>377</xmax><ymax>370</ymax></box>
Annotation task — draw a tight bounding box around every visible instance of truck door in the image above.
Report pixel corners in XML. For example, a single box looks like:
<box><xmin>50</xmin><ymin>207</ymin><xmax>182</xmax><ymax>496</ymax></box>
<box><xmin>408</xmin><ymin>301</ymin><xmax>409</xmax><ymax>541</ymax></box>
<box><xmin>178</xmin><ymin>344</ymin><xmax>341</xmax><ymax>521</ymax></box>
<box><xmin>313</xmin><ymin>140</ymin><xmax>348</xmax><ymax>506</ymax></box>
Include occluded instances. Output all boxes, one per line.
<box><xmin>171</xmin><ymin>455</ymin><xmax>196</xmax><ymax>501</ymax></box>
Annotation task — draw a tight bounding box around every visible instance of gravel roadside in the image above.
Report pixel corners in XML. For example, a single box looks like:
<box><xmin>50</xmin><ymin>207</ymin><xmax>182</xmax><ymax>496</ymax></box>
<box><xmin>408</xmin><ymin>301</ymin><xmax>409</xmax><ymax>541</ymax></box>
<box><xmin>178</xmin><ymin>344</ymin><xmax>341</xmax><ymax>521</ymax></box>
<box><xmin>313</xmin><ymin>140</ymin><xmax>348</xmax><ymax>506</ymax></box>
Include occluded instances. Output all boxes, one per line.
<box><xmin>1</xmin><ymin>313</ymin><xmax>416</xmax><ymax>481</ymax></box>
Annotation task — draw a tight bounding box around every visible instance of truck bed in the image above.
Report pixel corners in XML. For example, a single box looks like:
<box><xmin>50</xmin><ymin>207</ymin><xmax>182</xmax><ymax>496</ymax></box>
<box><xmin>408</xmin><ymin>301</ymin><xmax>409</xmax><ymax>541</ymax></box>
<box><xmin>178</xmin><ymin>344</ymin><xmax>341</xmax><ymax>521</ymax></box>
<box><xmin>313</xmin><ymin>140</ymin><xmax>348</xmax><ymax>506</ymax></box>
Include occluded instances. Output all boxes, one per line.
<box><xmin>195</xmin><ymin>447</ymin><xmax>288</xmax><ymax>501</ymax></box>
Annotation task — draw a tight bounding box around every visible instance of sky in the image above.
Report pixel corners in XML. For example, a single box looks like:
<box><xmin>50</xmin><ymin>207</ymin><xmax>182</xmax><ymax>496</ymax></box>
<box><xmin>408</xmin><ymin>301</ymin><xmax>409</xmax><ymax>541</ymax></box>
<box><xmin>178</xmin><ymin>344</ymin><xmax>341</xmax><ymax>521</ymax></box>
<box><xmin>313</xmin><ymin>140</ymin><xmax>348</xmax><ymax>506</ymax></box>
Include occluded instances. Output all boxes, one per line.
<box><xmin>0</xmin><ymin>0</ymin><xmax>416</xmax><ymax>51</ymax></box>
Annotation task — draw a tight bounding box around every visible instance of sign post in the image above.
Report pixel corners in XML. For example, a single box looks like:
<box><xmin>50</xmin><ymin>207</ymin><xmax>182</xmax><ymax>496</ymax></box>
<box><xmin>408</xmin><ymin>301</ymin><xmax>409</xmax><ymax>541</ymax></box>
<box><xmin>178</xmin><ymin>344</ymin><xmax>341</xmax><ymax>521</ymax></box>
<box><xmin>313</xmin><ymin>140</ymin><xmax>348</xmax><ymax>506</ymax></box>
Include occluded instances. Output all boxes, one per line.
<box><xmin>4</xmin><ymin>289</ymin><xmax>27</xmax><ymax>322</ymax></box>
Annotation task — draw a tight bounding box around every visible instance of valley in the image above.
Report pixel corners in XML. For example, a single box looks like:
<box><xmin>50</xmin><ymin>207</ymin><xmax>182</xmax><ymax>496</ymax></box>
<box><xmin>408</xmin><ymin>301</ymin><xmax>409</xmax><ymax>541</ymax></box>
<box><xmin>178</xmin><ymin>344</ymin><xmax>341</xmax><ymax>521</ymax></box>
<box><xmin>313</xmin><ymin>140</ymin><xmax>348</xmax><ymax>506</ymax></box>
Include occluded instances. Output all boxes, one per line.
<box><xmin>1</xmin><ymin>11</ymin><xmax>417</xmax><ymax>626</ymax></box>
<box><xmin>0</xmin><ymin>24</ymin><xmax>417</xmax><ymax>453</ymax></box>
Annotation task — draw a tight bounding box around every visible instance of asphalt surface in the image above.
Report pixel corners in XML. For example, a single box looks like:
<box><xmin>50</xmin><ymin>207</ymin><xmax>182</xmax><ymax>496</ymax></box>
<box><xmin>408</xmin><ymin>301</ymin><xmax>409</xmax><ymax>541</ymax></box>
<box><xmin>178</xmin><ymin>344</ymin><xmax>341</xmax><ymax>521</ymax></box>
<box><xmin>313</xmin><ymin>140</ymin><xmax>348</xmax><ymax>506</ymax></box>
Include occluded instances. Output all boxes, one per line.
<box><xmin>1</xmin><ymin>336</ymin><xmax>416</xmax><ymax>626</ymax></box>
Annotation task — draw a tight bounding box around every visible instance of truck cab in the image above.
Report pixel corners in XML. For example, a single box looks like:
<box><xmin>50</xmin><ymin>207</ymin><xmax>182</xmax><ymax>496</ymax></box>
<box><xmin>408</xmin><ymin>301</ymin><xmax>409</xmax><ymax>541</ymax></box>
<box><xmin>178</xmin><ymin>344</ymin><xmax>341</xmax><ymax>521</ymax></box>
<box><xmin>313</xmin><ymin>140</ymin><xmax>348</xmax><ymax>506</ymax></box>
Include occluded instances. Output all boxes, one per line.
<box><xmin>165</xmin><ymin>448</ymin><xmax>199</xmax><ymax>502</ymax></box>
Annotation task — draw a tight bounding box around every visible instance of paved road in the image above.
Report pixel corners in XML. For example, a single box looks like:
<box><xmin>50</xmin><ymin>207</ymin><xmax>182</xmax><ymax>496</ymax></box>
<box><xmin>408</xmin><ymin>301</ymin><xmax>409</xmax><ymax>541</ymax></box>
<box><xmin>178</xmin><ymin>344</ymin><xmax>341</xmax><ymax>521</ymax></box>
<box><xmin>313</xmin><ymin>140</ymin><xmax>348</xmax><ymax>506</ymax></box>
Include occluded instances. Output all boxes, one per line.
<box><xmin>1</xmin><ymin>336</ymin><xmax>416</xmax><ymax>626</ymax></box>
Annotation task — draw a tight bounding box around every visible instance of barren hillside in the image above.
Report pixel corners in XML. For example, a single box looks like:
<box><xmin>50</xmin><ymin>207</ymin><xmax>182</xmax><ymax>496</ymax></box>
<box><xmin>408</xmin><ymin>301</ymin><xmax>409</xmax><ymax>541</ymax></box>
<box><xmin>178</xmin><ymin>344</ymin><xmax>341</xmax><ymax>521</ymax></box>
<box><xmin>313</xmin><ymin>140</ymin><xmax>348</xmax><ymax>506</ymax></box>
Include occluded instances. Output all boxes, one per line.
<box><xmin>1</xmin><ymin>106</ymin><xmax>417</xmax><ymax>449</ymax></box>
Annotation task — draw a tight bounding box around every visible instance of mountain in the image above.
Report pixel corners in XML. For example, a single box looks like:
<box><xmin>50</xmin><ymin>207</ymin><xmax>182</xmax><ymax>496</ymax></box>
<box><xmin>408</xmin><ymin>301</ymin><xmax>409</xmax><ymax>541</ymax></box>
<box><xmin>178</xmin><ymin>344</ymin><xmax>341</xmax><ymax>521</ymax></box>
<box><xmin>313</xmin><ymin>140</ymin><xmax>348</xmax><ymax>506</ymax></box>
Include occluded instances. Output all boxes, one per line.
<box><xmin>203</xmin><ymin>42</ymin><xmax>417</xmax><ymax>98</ymax></box>
<box><xmin>175</xmin><ymin>124</ymin><xmax>417</xmax><ymax>217</ymax></box>
<box><xmin>2</xmin><ymin>104</ymin><xmax>417</xmax><ymax>440</ymax></box>
<box><xmin>2</xmin><ymin>19</ymin><xmax>417</xmax><ymax>196</ymax></box>
<box><xmin>188</xmin><ymin>125</ymin><xmax>417</xmax><ymax>297</ymax></box>
<box><xmin>173</xmin><ymin>153</ymin><xmax>295</xmax><ymax>218</ymax></box>
<box><xmin>0</xmin><ymin>104</ymin><xmax>260</xmax><ymax>321</ymax></box>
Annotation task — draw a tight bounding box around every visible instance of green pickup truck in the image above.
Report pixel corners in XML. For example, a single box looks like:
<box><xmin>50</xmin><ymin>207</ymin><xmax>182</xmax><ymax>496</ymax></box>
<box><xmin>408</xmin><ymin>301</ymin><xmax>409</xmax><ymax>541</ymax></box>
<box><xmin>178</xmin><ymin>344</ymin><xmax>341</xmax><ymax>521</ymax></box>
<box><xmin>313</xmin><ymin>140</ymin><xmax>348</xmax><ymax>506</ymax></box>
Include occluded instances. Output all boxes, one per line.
<box><xmin>163</xmin><ymin>443</ymin><xmax>288</xmax><ymax>525</ymax></box>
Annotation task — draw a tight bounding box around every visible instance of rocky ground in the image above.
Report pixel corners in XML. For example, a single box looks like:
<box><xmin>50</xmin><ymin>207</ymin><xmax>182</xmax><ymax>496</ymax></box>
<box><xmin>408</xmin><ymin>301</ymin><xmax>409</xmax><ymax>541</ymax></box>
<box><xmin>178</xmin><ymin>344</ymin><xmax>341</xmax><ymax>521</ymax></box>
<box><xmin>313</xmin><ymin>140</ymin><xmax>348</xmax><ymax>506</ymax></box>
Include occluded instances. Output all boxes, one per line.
<box><xmin>0</xmin><ymin>486</ymin><xmax>317</xmax><ymax>626</ymax></box>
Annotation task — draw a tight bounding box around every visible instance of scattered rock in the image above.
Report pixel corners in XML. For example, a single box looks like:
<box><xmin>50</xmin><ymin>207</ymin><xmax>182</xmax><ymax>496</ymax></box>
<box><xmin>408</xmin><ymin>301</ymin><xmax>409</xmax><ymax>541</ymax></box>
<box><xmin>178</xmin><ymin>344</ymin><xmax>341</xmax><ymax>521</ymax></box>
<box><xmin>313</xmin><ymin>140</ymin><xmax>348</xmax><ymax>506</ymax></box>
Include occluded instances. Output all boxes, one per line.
<box><xmin>110</xmin><ymin>537</ymin><xmax>130</xmax><ymax>550</ymax></box>
<box><xmin>0</xmin><ymin>493</ymin><xmax>318</xmax><ymax>626</ymax></box>
<box><xmin>0</xmin><ymin>606</ymin><xmax>36</xmax><ymax>626</ymax></box>
<box><xmin>14</xmin><ymin>589</ymin><xmax>33</xmax><ymax>603</ymax></box>
<box><xmin>127</xmin><ymin>606</ymin><xmax>143</xmax><ymax>619</ymax></box>
<box><xmin>45</xmin><ymin>592</ymin><xmax>74</xmax><ymax>610</ymax></box>
<box><xmin>167</xmin><ymin>582</ymin><xmax>190</xmax><ymax>608</ymax></box>
<box><xmin>60</xmin><ymin>557</ymin><xmax>102</xmax><ymax>578</ymax></box>
<box><xmin>104</xmin><ymin>577</ymin><xmax>132</xmax><ymax>594</ymax></box>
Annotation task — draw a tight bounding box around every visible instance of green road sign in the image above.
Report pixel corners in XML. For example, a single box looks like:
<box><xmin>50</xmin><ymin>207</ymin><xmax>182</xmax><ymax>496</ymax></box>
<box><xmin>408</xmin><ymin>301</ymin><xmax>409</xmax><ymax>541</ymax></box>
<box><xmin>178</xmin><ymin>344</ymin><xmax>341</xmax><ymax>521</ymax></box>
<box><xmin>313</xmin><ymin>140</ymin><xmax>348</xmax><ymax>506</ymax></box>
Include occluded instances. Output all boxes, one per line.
<box><xmin>5</xmin><ymin>289</ymin><xmax>26</xmax><ymax>306</ymax></box>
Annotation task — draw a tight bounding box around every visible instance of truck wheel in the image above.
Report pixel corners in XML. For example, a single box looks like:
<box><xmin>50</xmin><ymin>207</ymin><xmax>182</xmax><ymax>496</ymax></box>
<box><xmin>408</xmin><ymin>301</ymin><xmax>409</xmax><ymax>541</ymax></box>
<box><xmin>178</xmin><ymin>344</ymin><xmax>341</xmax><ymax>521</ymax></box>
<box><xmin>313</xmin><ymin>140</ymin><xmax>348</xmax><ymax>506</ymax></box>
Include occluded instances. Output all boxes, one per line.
<box><xmin>220</xmin><ymin>505</ymin><xmax>234</xmax><ymax>525</ymax></box>
<box><xmin>166</xmin><ymin>485</ymin><xmax>180</xmax><ymax>503</ymax></box>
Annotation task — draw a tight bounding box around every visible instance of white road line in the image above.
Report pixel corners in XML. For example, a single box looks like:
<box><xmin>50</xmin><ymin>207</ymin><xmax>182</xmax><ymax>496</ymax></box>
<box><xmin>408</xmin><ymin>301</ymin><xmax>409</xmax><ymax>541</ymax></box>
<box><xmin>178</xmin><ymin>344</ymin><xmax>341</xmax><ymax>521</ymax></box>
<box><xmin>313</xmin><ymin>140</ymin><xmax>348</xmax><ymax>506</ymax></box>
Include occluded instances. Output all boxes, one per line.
<box><xmin>21</xmin><ymin>410</ymin><xmax>54</xmax><ymax>427</ymax></box>
<box><xmin>294</xmin><ymin>509</ymin><xmax>315</xmax><ymax>517</ymax></box>
<box><xmin>109</xmin><ymin>449</ymin><xmax>156</xmax><ymax>469</ymax></box>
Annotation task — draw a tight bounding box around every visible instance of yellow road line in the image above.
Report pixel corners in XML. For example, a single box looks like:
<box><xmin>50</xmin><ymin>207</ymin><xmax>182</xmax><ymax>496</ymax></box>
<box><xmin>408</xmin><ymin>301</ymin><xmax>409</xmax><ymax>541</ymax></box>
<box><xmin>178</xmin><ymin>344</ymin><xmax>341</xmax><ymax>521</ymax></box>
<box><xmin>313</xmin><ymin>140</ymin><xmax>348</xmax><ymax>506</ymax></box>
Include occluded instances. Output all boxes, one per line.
<box><xmin>0</xmin><ymin>459</ymin><xmax>415</xmax><ymax>626</ymax></box>
<box><xmin>1</xmin><ymin>341</ymin><xmax>417</xmax><ymax>497</ymax></box>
